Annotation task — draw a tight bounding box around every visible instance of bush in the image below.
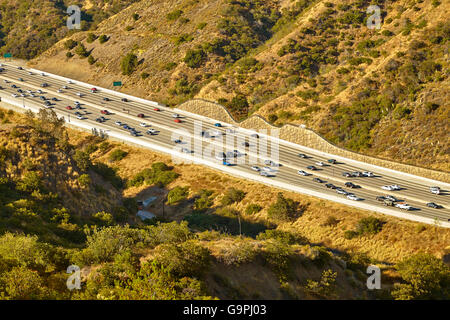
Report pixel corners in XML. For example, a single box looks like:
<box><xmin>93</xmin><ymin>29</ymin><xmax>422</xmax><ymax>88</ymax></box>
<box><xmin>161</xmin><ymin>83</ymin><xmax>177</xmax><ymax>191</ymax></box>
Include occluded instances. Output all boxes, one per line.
<box><xmin>77</xmin><ymin>174</ymin><xmax>91</xmax><ymax>188</ymax></box>
<box><xmin>197</xmin><ymin>22</ymin><xmax>207</xmax><ymax>30</ymax></box>
<box><xmin>344</xmin><ymin>230</ymin><xmax>358</xmax><ymax>240</ymax></box>
<box><xmin>167</xmin><ymin>9</ymin><xmax>183</xmax><ymax>21</ymax></box>
<box><xmin>64</xmin><ymin>39</ymin><xmax>78</xmax><ymax>50</ymax></box>
<box><xmin>183</xmin><ymin>48</ymin><xmax>206</xmax><ymax>68</ymax></box>
<box><xmin>73</xmin><ymin>150</ymin><xmax>91</xmax><ymax>171</ymax></box>
<box><xmin>132</xmin><ymin>13</ymin><xmax>140</xmax><ymax>21</ymax></box>
<box><xmin>87</xmin><ymin>55</ymin><xmax>95</xmax><ymax>65</ymax></box>
<box><xmin>66</xmin><ymin>52</ymin><xmax>74</xmax><ymax>58</ymax></box>
<box><xmin>17</xmin><ymin>172</ymin><xmax>42</xmax><ymax>193</ymax></box>
<box><xmin>221</xmin><ymin>188</ymin><xmax>245</xmax><ymax>206</ymax></box>
<box><xmin>74</xmin><ymin>44</ymin><xmax>89</xmax><ymax>58</ymax></box>
<box><xmin>109</xmin><ymin>149</ymin><xmax>128</xmax><ymax>162</ymax></box>
<box><xmin>141</xmin><ymin>72</ymin><xmax>149</xmax><ymax>79</ymax></box>
<box><xmin>121</xmin><ymin>52</ymin><xmax>138</xmax><ymax>75</ymax></box>
<box><xmin>98</xmin><ymin>35</ymin><xmax>108</xmax><ymax>44</ymax></box>
<box><xmin>193</xmin><ymin>190</ymin><xmax>214</xmax><ymax>212</ymax></box>
<box><xmin>86</xmin><ymin>33</ymin><xmax>97</xmax><ymax>43</ymax></box>
<box><xmin>267</xmin><ymin>193</ymin><xmax>300</xmax><ymax>222</ymax></box>
<box><xmin>167</xmin><ymin>186</ymin><xmax>189</xmax><ymax>205</ymax></box>
<box><xmin>245</xmin><ymin>204</ymin><xmax>262</xmax><ymax>215</ymax></box>
<box><xmin>216</xmin><ymin>240</ymin><xmax>256</xmax><ymax>266</ymax></box>
<box><xmin>164</xmin><ymin>62</ymin><xmax>177</xmax><ymax>71</ymax></box>
<box><xmin>323</xmin><ymin>216</ymin><xmax>339</xmax><ymax>227</ymax></box>
<box><xmin>356</xmin><ymin>217</ymin><xmax>384</xmax><ymax>235</ymax></box>
<box><xmin>257</xmin><ymin>229</ymin><xmax>307</xmax><ymax>245</ymax></box>
<box><xmin>92</xmin><ymin>162</ymin><xmax>123</xmax><ymax>189</ymax></box>
<box><xmin>153</xmin><ymin>241</ymin><xmax>210</xmax><ymax>278</ymax></box>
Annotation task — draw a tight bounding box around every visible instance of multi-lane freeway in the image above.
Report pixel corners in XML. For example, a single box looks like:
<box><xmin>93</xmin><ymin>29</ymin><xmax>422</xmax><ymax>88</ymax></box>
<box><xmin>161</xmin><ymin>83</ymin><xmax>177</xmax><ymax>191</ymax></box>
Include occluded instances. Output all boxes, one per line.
<box><xmin>0</xmin><ymin>62</ymin><xmax>449</xmax><ymax>226</ymax></box>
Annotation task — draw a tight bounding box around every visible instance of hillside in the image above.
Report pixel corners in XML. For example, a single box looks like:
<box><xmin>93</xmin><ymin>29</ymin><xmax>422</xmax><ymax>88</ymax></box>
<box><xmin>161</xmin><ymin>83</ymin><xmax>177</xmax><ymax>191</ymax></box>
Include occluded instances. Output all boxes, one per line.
<box><xmin>0</xmin><ymin>107</ymin><xmax>449</xmax><ymax>300</ymax></box>
<box><xmin>28</xmin><ymin>0</ymin><xmax>449</xmax><ymax>172</ymax></box>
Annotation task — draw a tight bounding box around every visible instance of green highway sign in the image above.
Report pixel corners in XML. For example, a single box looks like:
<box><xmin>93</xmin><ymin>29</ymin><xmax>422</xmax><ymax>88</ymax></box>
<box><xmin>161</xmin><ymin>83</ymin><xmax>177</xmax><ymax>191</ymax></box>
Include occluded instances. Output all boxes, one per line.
<box><xmin>113</xmin><ymin>81</ymin><xmax>122</xmax><ymax>86</ymax></box>
<box><xmin>3</xmin><ymin>53</ymin><xmax>12</xmax><ymax>58</ymax></box>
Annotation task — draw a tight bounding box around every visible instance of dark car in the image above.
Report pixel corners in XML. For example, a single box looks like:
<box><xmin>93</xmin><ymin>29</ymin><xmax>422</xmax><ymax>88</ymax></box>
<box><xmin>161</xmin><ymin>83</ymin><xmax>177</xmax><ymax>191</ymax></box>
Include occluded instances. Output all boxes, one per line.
<box><xmin>137</xmin><ymin>113</ymin><xmax>145</xmax><ymax>118</ymax></box>
<box><xmin>298</xmin><ymin>153</ymin><xmax>307</xmax><ymax>158</ymax></box>
<box><xmin>426</xmin><ymin>202</ymin><xmax>442</xmax><ymax>209</ymax></box>
<box><xmin>325</xmin><ymin>183</ymin><xmax>336</xmax><ymax>189</ymax></box>
<box><xmin>103</xmin><ymin>97</ymin><xmax>110</xmax><ymax>101</ymax></box>
<box><xmin>342</xmin><ymin>172</ymin><xmax>352</xmax><ymax>177</ymax></box>
<box><xmin>121</xmin><ymin>98</ymin><xmax>128</xmax><ymax>102</ymax></box>
<box><xmin>345</xmin><ymin>182</ymin><xmax>358</xmax><ymax>188</ymax></box>
<box><xmin>307</xmin><ymin>165</ymin><xmax>317</xmax><ymax>171</ymax></box>
<box><xmin>242</xmin><ymin>142</ymin><xmax>250</xmax><ymax>147</ymax></box>
<box><xmin>327</xmin><ymin>159</ymin><xmax>337</xmax><ymax>164</ymax></box>
<box><xmin>376</xmin><ymin>196</ymin><xmax>386</xmax><ymax>202</ymax></box>
<box><xmin>313</xmin><ymin>178</ymin><xmax>324</xmax><ymax>183</ymax></box>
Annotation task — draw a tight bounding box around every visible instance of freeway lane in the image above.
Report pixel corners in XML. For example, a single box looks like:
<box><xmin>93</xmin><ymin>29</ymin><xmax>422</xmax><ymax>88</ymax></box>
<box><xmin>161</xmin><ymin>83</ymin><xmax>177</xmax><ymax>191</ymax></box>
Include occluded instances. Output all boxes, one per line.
<box><xmin>0</xmin><ymin>63</ymin><xmax>449</xmax><ymax>225</ymax></box>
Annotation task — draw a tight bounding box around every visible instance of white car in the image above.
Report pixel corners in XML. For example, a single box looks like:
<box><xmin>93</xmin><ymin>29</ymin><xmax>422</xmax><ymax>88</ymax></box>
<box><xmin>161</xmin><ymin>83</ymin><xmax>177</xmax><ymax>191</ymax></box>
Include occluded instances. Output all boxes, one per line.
<box><xmin>28</xmin><ymin>72</ymin><xmax>33</xmax><ymax>75</ymax></box>
<box><xmin>26</xmin><ymin>90</ymin><xmax>32</xmax><ymax>93</ymax></box>
<box><xmin>36</xmin><ymin>89</ymin><xmax>43</xmax><ymax>94</ymax></box>
<box><xmin>57</xmin><ymin>89</ymin><xmax>62</xmax><ymax>93</ymax></box>
<box><xmin>76</xmin><ymin>92</ymin><xmax>82</xmax><ymax>96</ymax></box>
<box><xmin>262</xmin><ymin>166</ymin><xmax>276</xmax><ymax>172</ymax></box>
<box><xmin>430</xmin><ymin>187</ymin><xmax>441</xmax><ymax>195</ymax></box>
<box><xmin>260</xmin><ymin>171</ymin><xmax>270</xmax><ymax>177</ymax></box>
<box><xmin>395</xmin><ymin>203</ymin><xmax>412</xmax><ymax>210</ymax></box>
<box><xmin>363</xmin><ymin>171</ymin><xmax>374</xmax><ymax>177</ymax></box>
<box><xmin>115</xmin><ymin>121</ymin><xmax>122</xmax><ymax>126</ymax></box>
<box><xmin>67</xmin><ymin>80</ymin><xmax>73</xmax><ymax>84</ymax></box>
<box><xmin>76</xmin><ymin>115</ymin><xmax>84</xmax><ymax>120</ymax></box>
<box><xmin>41</xmin><ymin>72</ymin><xmax>46</xmax><ymax>76</ymax></box>
<box><xmin>147</xmin><ymin>128</ymin><xmax>157</xmax><ymax>134</ymax></box>
<box><xmin>30</xmin><ymin>93</ymin><xmax>36</xmax><ymax>98</ymax></box>
<box><xmin>315</xmin><ymin>161</ymin><xmax>325</xmax><ymax>166</ymax></box>
<box><xmin>11</xmin><ymin>94</ymin><xmax>18</xmax><ymax>98</ymax></box>
<box><xmin>62</xmin><ymin>85</ymin><xmax>68</xmax><ymax>89</ymax></box>
<box><xmin>297</xmin><ymin>170</ymin><xmax>309</xmax><ymax>176</ymax></box>
<box><xmin>139</xmin><ymin>123</ymin><xmax>148</xmax><ymax>127</ymax></box>
<box><xmin>251</xmin><ymin>166</ymin><xmax>260</xmax><ymax>172</ymax></box>
<box><xmin>347</xmin><ymin>194</ymin><xmax>361</xmax><ymax>201</ymax></box>
<box><xmin>172</xmin><ymin>113</ymin><xmax>180</xmax><ymax>118</ymax></box>
<box><xmin>381</xmin><ymin>185</ymin><xmax>401</xmax><ymax>191</ymax></box>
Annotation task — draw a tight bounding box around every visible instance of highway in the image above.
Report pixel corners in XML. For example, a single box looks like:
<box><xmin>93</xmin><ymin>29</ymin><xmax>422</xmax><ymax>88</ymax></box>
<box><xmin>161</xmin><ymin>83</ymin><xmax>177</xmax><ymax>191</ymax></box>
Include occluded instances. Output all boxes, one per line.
<box><xmin>0</xmin><ymin>62</ymin><xmax>449</xmax><ymax>226</ymax></box>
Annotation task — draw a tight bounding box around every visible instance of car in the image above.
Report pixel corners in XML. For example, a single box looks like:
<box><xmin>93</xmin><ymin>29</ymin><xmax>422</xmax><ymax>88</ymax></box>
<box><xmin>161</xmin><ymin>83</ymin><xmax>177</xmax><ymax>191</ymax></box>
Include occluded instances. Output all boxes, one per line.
<box><xmin>315</xmin><ymin>161</ymin><xmax>325</xmax><ymax>166</ymax></box>
<box><xmin>250</xmin><ymin>133</ymin><xmax>259</xmax><ymax>138</ymax></box>
<box><xmin>11</xmin><ymin>94</ymin><xmax>18</xmax><ymax>98</ymax></box>
<box><xmin>28</xmin><ymin>72</ymin><xmax>33</xmax><ymax>75</ymax></box>
<box><xmin>362</xmin><ymin>171</ymin><xmax>374</xmax><ymax>177</ymax></box>
<box><xmin>222</xmin><ymin>161</ymin><xmax>232</xmax><ymax>166</ymax></box>
<box><xmin>44</xmin><ymin>101</ymin><xmax>51</xmax><ymax>106</ymax></box>
<box><xmin>17</xmin><ymin>89</ymin><xmax>23</xmax><ymax>93</ymax></box>
<box><xmin>130</xmin><ymin>131</ymin><xmax>138</xmax><ymax>137</ymax></box>
<box><xmin>36</xmin><ymin>90</ymin><xmax>43</xmax><ymax>94</ymax></box>
<box><xmin>41</xmin><ymin>83</ymin><xmax>48</xmax><ymax>87</ymax></box>
<box><xmin>298</xmin><ymin>153</ymin><xmax>307</xmax><ymax>158</ymax></box>
<box><xmin>41</xmin><ymin>72</ymin><xmax>46</xmax><ymax>76</ymax></box>
<box><xmin>381</xmin><ymin>185</ymin><xmax>401</xmax><ymax>191</ymax></box>
<box><xmin>51</xmin><ymin>97</ymin><xmax>58</xmax><ymax>101</ymax></box>
<box><xmin>307</xmin><ymin>165</ymin><xmax>317</xmax><ymax>171</ymax></box>
<box><xmin>214</xmin><ymin>123</ymin><xmax>222</xmax><ymax>127</ymax></box>
<box><xmin>385</xmin><ymin>195</ymin><xmax>398</xmax><ymax>202</ymax></box>
<box><xmin>251</xmin><ymin>166</ymin><xmax>260</xmax><ymax>172</ymax></box>
<box><xmin>26</xmin><ymin>90</ymin><xmax>32</xmax><ymax>93</ymax></box>
<box><xmin>18</xmin><ymin>66</ymin><xmax>23</xmax><ymax>70</ymax></box>
<box><xmin>376</xmin><ymin>196</ymin><xmax>386</xmax><ymax>202</ymax></box>
<box><xmin>327</xmin><ymin>159</ymin><xmax>337</xmax><ymax>164</ymax></box>
<box><xmin>146</xmin><ymin>129</ymin><xmax>157</xmax><ymax>135</ymax></box>
<box><xmin>30</xmin><ymin>93</ymin><xmax>36</xmax><ymax>97</ymax></box>
<box><xmin>95</xmin><ymin>118</ymin><xmax>104</xmax><ymax>123</ymax></box>
<box><xmin>242</xmin><ymin>142</ymin><xmax>250</xmax><ymax>147</ymax></box>
<box><xmin>153</xmin><ymin>107</ymin><xmax>160</xmax><ymax>111</ymax></box>
<box><xmin>76</xmin><ymin>115</ymin><xmax>84</xmax><ymax>120</ymax></box>
<box><xmin>172</xmin><ymin>113</ymin><xmax>180</xmax><ymax>118</ymax></box>
<box><xmin>345</xmin><ymin>182</ymin><xmax>358</xmax><ymax>188</ymax></box>
<box><xmin>351</xmin><ymin>171</ymin><xmax>363</xmax><ymax>177</ymax></box>
<box><xmin>11</xmin><ymin>84</ymin><xmax>17</xmax><ymax>88</ymax></box>
<box><xmin>347</xmin><ymin>194</ymin><xmax>360</xmax><ymax>201</ymax></box>
<box><xmin>39</xmin><ymin>96</ymin><xmax>46</xmax><ymax>100</ymax></box>
<box><xmin>100</xmin><ymin>110</ymin><xmax>109</xmax><ymax>115</ymax></box>
<box><xmin>74</xmin><ymin>101</ymin><xmax>80</xmax><ymax>105</ymax></box>
<box><xmin>297</xmin><ymin>170</ymin><xmax>309</xmax><ymax>176</ymax></box>
<box><xmin>430</xmin><ymin>186</ymin><xmax>441</xmax><ymax>195</ymax></box>
<box><xmin>260</xmin><ymin>171</ymin><xmax>270</xmax><ymax>177</ymax></box>
<box><xmin>395</xmin><ymin>203</ymin><xmax>412</xmax><ymax>211</ymax></box>
<box><xmin>66</xmin><ymin>106</ymin><xmax>73</xmax><ymax>110</ymax></box>
<box><xmin>181</xmin><ymin>148</ymin><xmax>191</xmax><ymax>154</ymax></box>
<box><xmin>139</xmin><ymin>123</ymin><xmax>148</xmax><ymax>127</ymax></box>
<box><xmin>74</xmin><ymin>112</ymin><xmax>81</xmax><ymax>116</ymax></box>
<box><xmin>76</xmin><ymin>92</ymin><xmax>82</xmax><ymax>96</ymax></box>
<box><xmin>264</xmin><ymin>160</ymin><xmax>279</xmax><ymax>167</ymax></box>
<box><xmin>336</xmin><ymin>188</ymin><xmax>348</xmax><ymax>195</ymax></box>
<box><xmin>426</xmin><ymin>202</ymin><xmax>442</xmax><ymax>209</ymax></box>
<box><xmin>263</xmin><ymin>167</ymin><xmax>276</xmax><ymax>172</ymax></box>
<box><xmin>173</xmin><ymin>139</ymin><xmax>182</xmax><ymax>144</ymax></box>
<box><xmin>57</xmin><ymin>89</ymin><xmax>62</xmax><ymax>93</ymax></box>
<box><xmin>18</xmin><ymin>78</ymin><xmax>23</xmax><ymax>81</ymax></box>
<box><xmin>325</xmin><ymin>183</ymin><xmax>337</xmax><ymax>189</ymax></box>
<box><xmin>0</xmin><ymin>68</ymin><xmax>4</xmax><ymax>72</ymax></box>
<box><xmin>103</xmin><ymin>97</ymin><xmax>110</xmax><ymax>101</ymax></box>
<box><xmin>123</xmin><ymin>125</ymin><xmax>129</xmax><ymax>130</ymax></box>
<box><xmin>174</xmin><ymin>119</ymin><xmax>181</xmax><ymax>123</ymax></box>
<box><xmin>342</xmin><ymin>172</ymin><xmax>352</xmax><ymax>177</ymax></box>
<box><xmin>115</xmin><ymin>121</ymin><xmax>122</xmax><ymax>126</ymax></box>
<box><xmin>67</xmin><ymin>80</ymin><xmax>72</xmax><ymax>84</ymax></box>
<box><xmin>62</xmin><ymin>85</ymin><xmax>68</xmax><ymax>89</ymax></box>
<box><xmin>91</xmin><ymin>88</ymin><xmax>97</xmax><ymax>93</ymax></box>
<box><xmin>121</xmin><ymin>98</ymin><xmax>128</xmax><ymax>102</ymax></box>
<box><xmin>137</xmin><ymin>114</ymin><xmax>145</xmax><ymax>118</ymax></box>
<box><xmin>211</xmin><ymin>130</ymin><xmax>222</xmax><ymax>137</ymax></box>
<box><xmin>3</xmin><ymin>80</ymin><xmax>9</xmax><ymax>83</ymax></box>
<box><xmin>313</xmin><ymin>178</ymin><xmax>324</xmax><ymax>183</ymax></box>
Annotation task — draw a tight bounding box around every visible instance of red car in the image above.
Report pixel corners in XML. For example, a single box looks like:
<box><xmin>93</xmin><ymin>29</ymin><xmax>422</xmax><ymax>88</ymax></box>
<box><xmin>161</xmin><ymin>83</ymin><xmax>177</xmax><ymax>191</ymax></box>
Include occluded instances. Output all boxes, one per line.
<box><xmin>100</xmin><ymin>110</ymin><xmax>109</xmax><ymax>115</ymax></box>
<box><xmin>91</xmin><ymin>88</ymin><xmax>97</xmax><ymax>93</ymax></box>
<box><xmin>66</xmin><ymin>106</ymin><xmax>73</xmax><ymax>110</ymax></box>
<box><xmin>153</xmin><ymin>108</ymin><xmax>160</xmax><ymax>111</ymax></box>
<box><xmin>137</xmin><ymin>113</ymin><xmax>145</xmax><ymax>118</ymax></box>
<box><xmin>174</xmin><ymin>119</ymin><xmax>181</xmax><ymax>123</ymax></box>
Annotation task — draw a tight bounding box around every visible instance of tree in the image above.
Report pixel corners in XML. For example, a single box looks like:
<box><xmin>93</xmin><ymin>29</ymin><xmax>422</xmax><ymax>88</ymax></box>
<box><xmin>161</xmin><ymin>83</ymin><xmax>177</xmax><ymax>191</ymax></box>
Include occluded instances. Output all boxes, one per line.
<box><xmin>121</xmin><ymin>52</ymin><xmax>138</xmax><ymax>75</ymax></box>
<box><xmin>221</xmin><ymin>188</ymin><xmax>245</xmax><ymax>206</ymax></box>
<box><xmin>73</xmin><ymin>150</ymin><xmax>92</xmax><ymax>172</ymax></box>
<box><xmin>391</xmin><ymin>253</ymin><xmax>450</xmax><ymax>300</ymax></box>
<box><xmin>0</xmin><ymin>266</ymin><xmax>46</xmax><ymax>299</ymax></box>
<box><xmin>183</xmin><ymin>49</ymin><xmax>206</xmax><ymax>68</ymax></box>
<box><xmin>17</xmin><ymin>172</ymin><xmax>42</xmax><ymax>193</ymax></box>
<box><xmin>167</xmin><ymin>186</ymin><xmax>189</xmax><ymax>205</ymax></box>
<box><xmin>74</xmin><ymin>43</ymin><xmax>89</xmax><ymax>58</ymax></box>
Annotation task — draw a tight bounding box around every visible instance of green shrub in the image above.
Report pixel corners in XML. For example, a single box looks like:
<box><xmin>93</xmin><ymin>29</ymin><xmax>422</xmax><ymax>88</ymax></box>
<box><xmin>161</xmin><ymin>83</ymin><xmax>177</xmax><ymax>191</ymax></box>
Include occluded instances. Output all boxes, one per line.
<box><xmin>109</xmin><ymin>149</ymin><xmax>128</xmax><ymax>162</ymax></box>
<box><xmin>221</xmin><ymin>188</ymin><xmax>245</xmax><ymax>206</ymax></box>
<box><xmin>183</xmin><ymin>48</ymin><xmax>206</xmax><ymax>68</ymax></box>
<box><xmin>356</xmin><ymin>217</ymin><xmax>384</xmax><ymax>235</ymax></box>
<box><xmin>217</xmin><ymin>240</ymin><xmax>256</xmax><ymax>266</ymax></box>
<box><xmin>164</xmin><ymin>62</ymin><xmax>177</xmax><ymax>71</ymax></box>
<box><xmin>172</xmin><ymin>33</ymin><xmax>194</xmax><ymax>45</ymax></box>
<box><xmin>121</xmin><ymin>52</ymin><xmax>138</xmax><ymax>75</ymax></box>
<box><xmin>245</xmin><ymin>204</ymin><xmax>262</xmax><ymax>215</ymax></box>
<box><xmin>141</xmin><ymin>72</ymin><xmax>149</xmax><ymax>79</ymax></box>
<box><xmin>74</xmin><ymin>44</ymin><xmax>89</xmax><ymax>58</ymax></box>
<box><xmin>193</xmin><ymin>190</ymin><xmax>214</xmax><ymax>212</ymax></box>
<box><xmin>197</xmin><ymin>22</ymin><xmax>207</xmax><ymax>30</ymax></box>
<box><xmin>167</xmin><ymin>186</ymin><xmax>189</xmax><ymax>205</ymax></box>
<box><xmin>98</xmin><ymin>35</ymin><xmax>108</xmax><ymax>44</ymax></box>
<box><xmin>86</xmin><ymin>33</ymin><xmax>97</xmax><ymax>43</ymax></box>
<box><xmin>77</xmin><ymin>174</ymin><xmax>91</xmax><ymax>188</ymax></box>
<box><xmin>87</xmin><ymin>55</ymin><xmax>95</xmax><ymax>65</ymax></box>
<box><xmin>267</xmin><ymin>193</ymin><xmax>300</xmax><ymax>222</ymax></box>
<box><xmin>17</xmin><ymin>172</ymin><xmax>42</xmax><ymax>193</ymax></box>
<box><xmin>167</xmin><ymin>9</ymin><xmax>183</xmax><ymax>21</ymax></box>
<box><xmin>344</xmin><ymin>230</ymin><xmax>358</xmax><ymax>240</ymax></box>
<box><xmin>64</xmin><ymin>39</ymin><xmax>78</xmax><ymax>50</ymax></box>
<box><xmin>257</xmin><ymin>229</ymin><xmax>307</xmax><ymax>245</ymax></box>
<box><xmin>132</xmin><ymin>13</ymin><xmax>140</xmax><ymax>21</ymax></box>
